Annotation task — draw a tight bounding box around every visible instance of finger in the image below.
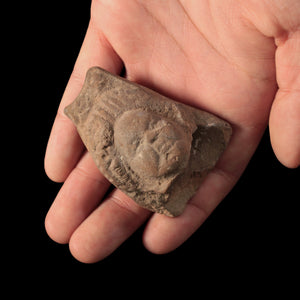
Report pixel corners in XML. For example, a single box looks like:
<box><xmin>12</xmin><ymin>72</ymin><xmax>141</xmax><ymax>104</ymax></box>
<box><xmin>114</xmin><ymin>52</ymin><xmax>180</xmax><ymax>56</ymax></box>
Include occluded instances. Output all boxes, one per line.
<box><xmin>69</xmin><ymin>189</ymin><xmax>151</xmax><ymax>263</ymax></box>
<box><xmin>143</xmin><ymin>170</ymin><xmax>237</xmax><ymax>254</ymax></box>
<box><xmin>143</xmin><ymin>128</ymin><xmax>258</xmax><ymax>254</ymax></box>
<box><xmin>45</xmin><ymin>151</ymin><xmax>110</xmax><ymax>244</ymax></box>
<box><xmin>45</xmin><ymin>22</ymin><xmax>123</xmax><ymax>182</ymax></box>
<box><xmin>270</xmin><ymin>31</ymin><xmax>300</xmax><ymax>168</ymax></box>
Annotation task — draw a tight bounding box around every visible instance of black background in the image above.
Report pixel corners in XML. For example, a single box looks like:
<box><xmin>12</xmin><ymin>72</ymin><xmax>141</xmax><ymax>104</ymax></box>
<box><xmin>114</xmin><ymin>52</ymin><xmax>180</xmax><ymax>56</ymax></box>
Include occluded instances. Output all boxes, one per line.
<box><xmin>9</xmin><ymin>0</ymin><xmax>299</xmax><ymax>293</ymax></box>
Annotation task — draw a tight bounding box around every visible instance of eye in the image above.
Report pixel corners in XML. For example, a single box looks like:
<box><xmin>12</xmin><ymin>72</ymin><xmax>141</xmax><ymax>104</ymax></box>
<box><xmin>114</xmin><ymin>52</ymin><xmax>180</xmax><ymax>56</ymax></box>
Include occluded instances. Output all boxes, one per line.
<box><xmin>132</xmin><ymin>138</ymin><xmax>141</xmax><ymax>150</ymax></box>
<box><xmin>155</xmin><ymin>120</ymin><xmax>168</xmax><ymax>129</ymax></box>
<box><xmin>145</xmin><ymin>130</ymin><xmax>159</xmax><ymax>144</ymax></box>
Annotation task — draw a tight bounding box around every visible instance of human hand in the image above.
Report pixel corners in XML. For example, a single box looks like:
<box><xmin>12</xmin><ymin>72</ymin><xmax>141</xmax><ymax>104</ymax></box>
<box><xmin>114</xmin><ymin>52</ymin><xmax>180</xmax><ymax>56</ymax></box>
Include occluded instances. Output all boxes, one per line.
<box><xmin>44</xmin><ymin>0</ymin><xmax>300</xmax><ymax>263</ymax></box>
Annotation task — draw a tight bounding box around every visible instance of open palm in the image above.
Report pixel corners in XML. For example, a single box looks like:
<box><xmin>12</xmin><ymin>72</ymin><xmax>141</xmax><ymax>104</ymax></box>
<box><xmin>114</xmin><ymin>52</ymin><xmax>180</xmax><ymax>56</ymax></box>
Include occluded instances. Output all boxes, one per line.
<box><xmin>45</xmin><ymin>0</ymin><xmax>300</xmax><ymax>263</ymax></box>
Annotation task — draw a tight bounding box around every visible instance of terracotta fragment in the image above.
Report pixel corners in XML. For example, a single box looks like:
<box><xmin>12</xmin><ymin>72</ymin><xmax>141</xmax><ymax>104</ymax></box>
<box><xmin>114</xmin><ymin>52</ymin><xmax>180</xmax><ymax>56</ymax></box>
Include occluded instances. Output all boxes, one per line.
<box><xmin>65</xmin><ymin>67</ymin><xmax>232</xmax><ymax>217</ymax></box>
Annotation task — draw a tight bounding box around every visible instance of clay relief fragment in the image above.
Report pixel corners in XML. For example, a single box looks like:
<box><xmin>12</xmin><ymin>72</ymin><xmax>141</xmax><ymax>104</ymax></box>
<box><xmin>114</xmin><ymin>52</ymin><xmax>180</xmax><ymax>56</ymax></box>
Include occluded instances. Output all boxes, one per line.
<box><xmin>65</xmin><ymin>67</ymin><xmax>232</xmax><ymax>217</ymax></box>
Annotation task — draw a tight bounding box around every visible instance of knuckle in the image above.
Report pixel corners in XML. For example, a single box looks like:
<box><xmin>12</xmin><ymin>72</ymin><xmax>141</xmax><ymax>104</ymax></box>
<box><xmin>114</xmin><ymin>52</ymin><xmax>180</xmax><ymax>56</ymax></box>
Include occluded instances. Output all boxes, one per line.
<box><xmin>108</xmin><ymin>190</ymin><xmax>149</xmax><ymax>218</ymax></box>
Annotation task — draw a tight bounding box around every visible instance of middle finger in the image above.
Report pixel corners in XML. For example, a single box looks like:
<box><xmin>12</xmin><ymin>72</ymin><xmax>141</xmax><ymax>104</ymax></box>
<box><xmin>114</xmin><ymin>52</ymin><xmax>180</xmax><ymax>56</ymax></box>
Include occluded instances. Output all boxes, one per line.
<box><xmin>45</xmin><ymin>151</ymin><xmax>110</xmax><ymax>244</ymax></box>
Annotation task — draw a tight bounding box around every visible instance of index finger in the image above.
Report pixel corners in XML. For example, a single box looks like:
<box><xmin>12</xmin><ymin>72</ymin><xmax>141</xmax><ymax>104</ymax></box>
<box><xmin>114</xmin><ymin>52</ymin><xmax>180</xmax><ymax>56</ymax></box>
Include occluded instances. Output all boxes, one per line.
<box><xmin>45</xmin><ymin>22</ymin><xmax>123</xmax><ymax>182</ymax></box>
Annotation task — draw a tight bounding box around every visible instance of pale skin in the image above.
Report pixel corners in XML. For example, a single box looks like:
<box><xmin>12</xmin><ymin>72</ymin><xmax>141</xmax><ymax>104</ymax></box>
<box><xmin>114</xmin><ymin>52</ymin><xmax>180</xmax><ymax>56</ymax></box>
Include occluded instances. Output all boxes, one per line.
<box><xmin>44</xmin><ymin>0</ymin><xmax>300</xmax><ymax>263</ymax></box>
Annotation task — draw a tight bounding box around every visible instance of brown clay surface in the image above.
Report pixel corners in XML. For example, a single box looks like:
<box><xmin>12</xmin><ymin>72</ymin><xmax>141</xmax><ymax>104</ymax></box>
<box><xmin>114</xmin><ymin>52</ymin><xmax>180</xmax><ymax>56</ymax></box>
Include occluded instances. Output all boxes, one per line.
<box><xmin>65</xmin><ymin>67</ymin><xmax>232</xmax><ymax>216</ymax></box>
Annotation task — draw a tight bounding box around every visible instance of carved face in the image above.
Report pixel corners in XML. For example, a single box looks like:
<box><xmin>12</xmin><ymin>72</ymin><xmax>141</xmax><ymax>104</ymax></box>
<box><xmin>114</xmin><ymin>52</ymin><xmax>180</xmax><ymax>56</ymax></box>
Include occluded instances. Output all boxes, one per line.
<box><xmin>114</xmin><ymin>109</ymin><xmax>191</xmax><ymax>179</ymax></box>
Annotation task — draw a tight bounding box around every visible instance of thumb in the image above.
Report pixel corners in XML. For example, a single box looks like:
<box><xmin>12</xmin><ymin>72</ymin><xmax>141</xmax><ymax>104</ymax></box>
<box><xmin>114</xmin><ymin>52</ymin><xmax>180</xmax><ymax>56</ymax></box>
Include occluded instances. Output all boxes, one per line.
<box><xmin>269</xmin><ymin>31</ymin><xmax>300</xmax><ymax>168</ymax></box>
<box><xmin>270</xmin><ymin>90</ymin><xmax>300</xmax><ymax>168</ymax></box>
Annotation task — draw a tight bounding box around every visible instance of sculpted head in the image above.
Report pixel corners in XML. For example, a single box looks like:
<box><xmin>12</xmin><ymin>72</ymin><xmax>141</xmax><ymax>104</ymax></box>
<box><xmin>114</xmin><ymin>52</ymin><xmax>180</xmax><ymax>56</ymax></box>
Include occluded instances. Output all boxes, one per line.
<box><xmin>114</xmin><ymin>109</ymin><xmax>191</xmax><ymax>180</ymax></box>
